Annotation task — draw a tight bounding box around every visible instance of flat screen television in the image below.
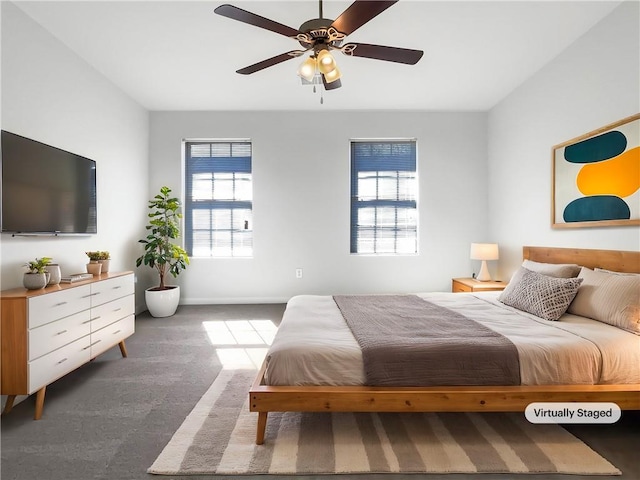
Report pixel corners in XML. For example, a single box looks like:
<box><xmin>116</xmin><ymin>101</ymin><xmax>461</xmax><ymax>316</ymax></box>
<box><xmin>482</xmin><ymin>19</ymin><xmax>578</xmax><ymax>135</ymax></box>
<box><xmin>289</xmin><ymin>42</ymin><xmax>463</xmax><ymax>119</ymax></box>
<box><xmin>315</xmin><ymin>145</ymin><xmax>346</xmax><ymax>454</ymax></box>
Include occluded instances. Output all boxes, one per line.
<box><xmin>1</xmin><ymin>130</ymin><xmax>97</xmax><ymax>234</ymax></box>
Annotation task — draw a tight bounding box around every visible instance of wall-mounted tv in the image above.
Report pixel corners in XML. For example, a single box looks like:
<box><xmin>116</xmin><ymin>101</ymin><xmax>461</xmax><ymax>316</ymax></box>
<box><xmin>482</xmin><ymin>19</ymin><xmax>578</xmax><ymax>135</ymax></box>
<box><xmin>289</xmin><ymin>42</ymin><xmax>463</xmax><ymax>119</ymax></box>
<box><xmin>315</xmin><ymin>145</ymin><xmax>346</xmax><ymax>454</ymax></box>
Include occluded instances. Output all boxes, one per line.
<box><xmin>1</xmin><ymin>130</ymin><xmax>97</xmax><ymax>235</ymax></box>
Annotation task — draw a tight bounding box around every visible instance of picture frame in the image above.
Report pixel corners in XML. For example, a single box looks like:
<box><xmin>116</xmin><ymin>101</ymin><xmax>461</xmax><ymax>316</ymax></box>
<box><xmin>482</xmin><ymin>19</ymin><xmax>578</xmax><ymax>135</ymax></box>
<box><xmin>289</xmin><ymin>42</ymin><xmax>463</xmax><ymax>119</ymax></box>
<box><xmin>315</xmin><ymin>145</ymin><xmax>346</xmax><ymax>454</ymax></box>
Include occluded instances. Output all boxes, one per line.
<box><xmin>552</xmin><ymin>113</ymin><xmax>640</xmax><ymax>229</ymax></box>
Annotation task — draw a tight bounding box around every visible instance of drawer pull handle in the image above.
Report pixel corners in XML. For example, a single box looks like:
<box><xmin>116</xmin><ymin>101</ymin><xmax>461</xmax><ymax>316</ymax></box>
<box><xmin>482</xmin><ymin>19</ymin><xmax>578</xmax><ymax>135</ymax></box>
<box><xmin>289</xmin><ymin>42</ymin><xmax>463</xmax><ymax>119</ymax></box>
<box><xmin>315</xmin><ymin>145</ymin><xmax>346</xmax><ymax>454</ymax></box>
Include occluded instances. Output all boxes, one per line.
<box><xmin>112</xmin><ymin>329</ymin><xmax>122</xmax><ymax>335</ymax></box>
<box><xmin>57</xmin><ymin>358</ymin><xmax>68</xmax><ymax>365</ymax></box>
<box><xmin>90</xmin><ymin>292</ymin><xmax>101</xmax><ymax>297</ymax></box>
<box><xmin>56</xmin><ymin>330</ymin><xmax>68</xmax><ymax>336</ymax></box>
<box><xmin>91</xmin><ymin>316</ymin><xmax>101</xmax><ymax>322</ymax></box>
<box><xmin>113</xmin><ymin>308</ymin><xmax>122</xmax><ymax>312</ymax></box>
<box><xmin>82</xmin><ymin>319</ymin><xmax>92</xmax><ymax>325</ymax></box>
<box><xmin>54</xmin><ymin>301</ymin><xmax>68</xmax><ymax>307</ymax></box>
<box><xmin>113</xmin><ymin>286</ymin><xmax>122</xmax><ymax>290</ymax></box>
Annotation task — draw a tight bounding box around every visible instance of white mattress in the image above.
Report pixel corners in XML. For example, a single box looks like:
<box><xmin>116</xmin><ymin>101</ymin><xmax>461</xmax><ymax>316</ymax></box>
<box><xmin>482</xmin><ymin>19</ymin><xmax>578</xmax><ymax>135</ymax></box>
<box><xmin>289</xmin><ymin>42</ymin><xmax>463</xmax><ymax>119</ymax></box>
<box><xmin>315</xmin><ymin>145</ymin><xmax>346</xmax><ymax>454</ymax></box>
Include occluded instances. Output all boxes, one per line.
<box><xmin>264</xmin><ymin>292</ymin><xmax>640</xmax><ymax>386</ymax></box>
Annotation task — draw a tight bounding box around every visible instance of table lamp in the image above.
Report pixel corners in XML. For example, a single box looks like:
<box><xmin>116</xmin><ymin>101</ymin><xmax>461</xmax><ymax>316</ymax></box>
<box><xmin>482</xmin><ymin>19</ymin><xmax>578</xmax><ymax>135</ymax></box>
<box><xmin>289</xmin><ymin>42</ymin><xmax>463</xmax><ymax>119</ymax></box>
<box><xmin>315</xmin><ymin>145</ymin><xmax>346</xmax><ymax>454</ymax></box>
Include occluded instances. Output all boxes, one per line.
<box><xmin>470</xmin><ymin>243</ymin><xmax>499</xmax><ymax>282</ymax></box>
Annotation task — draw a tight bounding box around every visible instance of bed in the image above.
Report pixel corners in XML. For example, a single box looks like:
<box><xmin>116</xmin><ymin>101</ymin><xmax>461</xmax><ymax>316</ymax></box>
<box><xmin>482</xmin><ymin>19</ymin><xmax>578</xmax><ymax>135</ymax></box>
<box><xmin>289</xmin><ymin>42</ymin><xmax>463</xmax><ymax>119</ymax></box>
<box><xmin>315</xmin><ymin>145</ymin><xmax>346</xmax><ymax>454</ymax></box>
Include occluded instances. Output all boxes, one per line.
<box><xmin>250</xmin><ymin>246</ymin><xmax>640</xmax><ymax>444</ymax></box>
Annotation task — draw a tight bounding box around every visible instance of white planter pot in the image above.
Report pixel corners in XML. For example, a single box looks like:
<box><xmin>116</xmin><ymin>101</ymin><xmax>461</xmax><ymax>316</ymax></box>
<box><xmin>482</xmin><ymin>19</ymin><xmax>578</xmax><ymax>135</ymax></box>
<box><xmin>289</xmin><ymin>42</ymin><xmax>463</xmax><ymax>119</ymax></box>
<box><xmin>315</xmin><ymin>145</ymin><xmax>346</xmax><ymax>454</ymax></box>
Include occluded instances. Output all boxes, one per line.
<box><xmin>99</xmin><ymin>259</ymin><xmax>110</xmax><ymax>273</ymax></box>
<box><xmin>145</xmin><ymin>285</ymin><xmax>180</xmax><ymax>317</ymax></box>
<box><xmin>46</xmin><ymin>264</ymin><xmax>62</xmax><ymax>285</ymax></box>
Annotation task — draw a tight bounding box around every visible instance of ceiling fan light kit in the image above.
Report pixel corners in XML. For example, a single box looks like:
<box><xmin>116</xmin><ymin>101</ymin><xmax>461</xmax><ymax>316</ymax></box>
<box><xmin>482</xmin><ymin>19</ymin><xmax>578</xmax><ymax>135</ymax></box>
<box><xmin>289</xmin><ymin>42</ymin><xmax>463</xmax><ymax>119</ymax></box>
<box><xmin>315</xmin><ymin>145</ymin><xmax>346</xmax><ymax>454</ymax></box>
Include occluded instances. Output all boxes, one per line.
<box><xmin>214</xmin><ymin>0</ymin><xmax>423</xmax><ymax>95</ymax></box>
<box><xmin>297</xmin><ymin>49</ymin><xmax>341</xmax><ymax>85</ymax></box>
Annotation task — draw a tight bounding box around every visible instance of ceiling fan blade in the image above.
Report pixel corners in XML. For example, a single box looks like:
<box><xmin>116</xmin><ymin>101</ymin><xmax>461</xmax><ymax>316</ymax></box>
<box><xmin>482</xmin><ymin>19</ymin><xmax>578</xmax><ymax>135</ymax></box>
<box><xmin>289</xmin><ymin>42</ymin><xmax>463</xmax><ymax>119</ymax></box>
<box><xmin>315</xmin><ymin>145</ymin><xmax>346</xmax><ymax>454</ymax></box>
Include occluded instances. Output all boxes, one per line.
<box><xmin>322</xmin><ymin>75</ymin><xmax>342</xmax><ymax>90</ymax></box>
<box><xmin>330</xmin><ymin>1</ymin><xmax>398</xmax><ymax>36</ymax></box>
<box><xmin>214</xmin><ymin>4</ymin><xmax>300</xmax><ymax>38</ymax></box>
<box><xmin>236</xmin><ymin>50</ymin><xmax>307</xmax><ymax>75</ymax></box>
<box><xmin>341</xmin><ymin>43</ymin><xmax>423</xmax><ymax>65</ymax></box>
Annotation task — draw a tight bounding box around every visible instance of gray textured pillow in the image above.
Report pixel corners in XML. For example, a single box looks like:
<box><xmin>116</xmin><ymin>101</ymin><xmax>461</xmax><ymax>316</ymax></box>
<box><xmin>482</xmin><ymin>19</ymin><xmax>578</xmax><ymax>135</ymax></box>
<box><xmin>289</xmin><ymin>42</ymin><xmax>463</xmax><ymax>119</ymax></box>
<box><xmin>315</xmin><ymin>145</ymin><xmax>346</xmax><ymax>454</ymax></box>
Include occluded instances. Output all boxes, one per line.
<box><xmin>568</xmin><ymin>267</ymin><xmax>640</xmax><ymax>334</ymax></box>
<box><xmin>521</xmin><ymin>260</ymin><xmax>581</xmax><ymax>278</ymax></box>
<box><xmin>499</xmin><ymin>268</ymin><xmax>583</xmax><ymax>321</ymax></box>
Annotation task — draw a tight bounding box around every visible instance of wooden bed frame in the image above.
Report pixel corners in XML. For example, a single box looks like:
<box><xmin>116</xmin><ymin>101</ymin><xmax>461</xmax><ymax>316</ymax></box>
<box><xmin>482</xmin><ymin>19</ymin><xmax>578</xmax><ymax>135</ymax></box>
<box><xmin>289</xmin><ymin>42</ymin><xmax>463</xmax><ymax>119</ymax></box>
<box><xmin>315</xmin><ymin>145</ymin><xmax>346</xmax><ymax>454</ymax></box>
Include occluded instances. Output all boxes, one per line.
<box><xmin>249</xmin><ymin>246</ymin><xmax>640</xmax><ymax>444</ymax></box>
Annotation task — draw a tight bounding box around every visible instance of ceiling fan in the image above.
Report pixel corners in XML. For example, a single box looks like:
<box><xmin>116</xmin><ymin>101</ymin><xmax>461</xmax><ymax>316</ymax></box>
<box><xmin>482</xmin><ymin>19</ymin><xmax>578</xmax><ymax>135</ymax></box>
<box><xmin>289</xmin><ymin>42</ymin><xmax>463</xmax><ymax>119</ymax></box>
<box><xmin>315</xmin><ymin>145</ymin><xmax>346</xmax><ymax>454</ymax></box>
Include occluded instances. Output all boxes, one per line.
<box><xmin>214</xmin><ymin>0</ymin><xmax>423</xmax><ymax>90</ymax></box>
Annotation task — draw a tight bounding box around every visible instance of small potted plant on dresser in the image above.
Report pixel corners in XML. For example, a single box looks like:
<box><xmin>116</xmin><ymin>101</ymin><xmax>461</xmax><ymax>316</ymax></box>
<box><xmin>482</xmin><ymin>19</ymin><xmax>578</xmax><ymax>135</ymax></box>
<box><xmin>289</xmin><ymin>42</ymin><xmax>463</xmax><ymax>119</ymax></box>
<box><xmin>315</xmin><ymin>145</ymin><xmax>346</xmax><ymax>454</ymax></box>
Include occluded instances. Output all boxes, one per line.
<box><xmin>136</xmin><ymin>186</ymin><xmax>190</xmax><ymax>317</ymax></box>
<box><xmin>86</xmin><ymin>250</ymin><xmax>111</xmax><ymax>273</ymax></box>
<box><xmin>23</xmin><ymin>257</ymin><xmax>52</xmax><ymax>290</ymax></box>
<box><xmin>85</xmin><ymin>251</ymin><xmax>102</xmax><ymax>275</ymax></box>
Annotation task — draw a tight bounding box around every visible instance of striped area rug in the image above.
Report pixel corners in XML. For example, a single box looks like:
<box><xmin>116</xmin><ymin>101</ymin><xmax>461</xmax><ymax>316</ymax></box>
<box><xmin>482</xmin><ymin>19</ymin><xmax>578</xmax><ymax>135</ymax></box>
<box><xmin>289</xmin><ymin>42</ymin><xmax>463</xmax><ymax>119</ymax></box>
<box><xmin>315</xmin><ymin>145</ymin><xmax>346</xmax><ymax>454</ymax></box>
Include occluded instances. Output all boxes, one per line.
<box><xmin>148</xmin><ymin>369</ymin><xmax>620</xmax><ymax>475</ymax></box>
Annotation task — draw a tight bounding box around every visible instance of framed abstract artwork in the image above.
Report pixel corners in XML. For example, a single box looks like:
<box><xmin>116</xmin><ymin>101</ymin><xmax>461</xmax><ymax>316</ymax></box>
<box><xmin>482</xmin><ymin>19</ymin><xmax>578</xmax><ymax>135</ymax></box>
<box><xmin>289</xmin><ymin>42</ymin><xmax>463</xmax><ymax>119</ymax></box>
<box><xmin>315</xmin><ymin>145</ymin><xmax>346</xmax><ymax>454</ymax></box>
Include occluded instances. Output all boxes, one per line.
<box><xmin>552</xmin><ymin>113</ymin><xmax>640</xmax><ymax>228</ymax></box>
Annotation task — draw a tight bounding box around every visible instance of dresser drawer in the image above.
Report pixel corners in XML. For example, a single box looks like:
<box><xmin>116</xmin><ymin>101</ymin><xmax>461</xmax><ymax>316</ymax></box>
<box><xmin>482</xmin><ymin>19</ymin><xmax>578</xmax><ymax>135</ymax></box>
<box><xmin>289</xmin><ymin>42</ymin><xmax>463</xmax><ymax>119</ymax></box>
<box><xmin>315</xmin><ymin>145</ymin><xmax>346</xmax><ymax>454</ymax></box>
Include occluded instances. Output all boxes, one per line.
<box><xmin>28</xmin><ymin>335</ymin><xmax>91</xmax><ymax>393</ymax></box>
<box><xmin>91</xmin><ymin>315</ymin><xmax>135</xmax><ymax>358</ymax></box>
<box><xmin>452</xmin><ymin>280</ymin><xmax>473</xmax><ymax>293</ymax></box>
<box><xmin>28</xmin><ymin>285</ymin><xmax>92</xmax><ymax>329</ymax></box>
<box><xmin>29</xmin><ymin>310</ymin><xmax>92</xmax><ymax>361</ymax></box>
<box><xmin>91</xmin><ymin>275</ymin><xmax>134</xmax><ymax>307</ymax></box>
<box><xmin>91</xmin><ymin>295</ymin><xmax>134</xmax><ymax>332</ymax></box>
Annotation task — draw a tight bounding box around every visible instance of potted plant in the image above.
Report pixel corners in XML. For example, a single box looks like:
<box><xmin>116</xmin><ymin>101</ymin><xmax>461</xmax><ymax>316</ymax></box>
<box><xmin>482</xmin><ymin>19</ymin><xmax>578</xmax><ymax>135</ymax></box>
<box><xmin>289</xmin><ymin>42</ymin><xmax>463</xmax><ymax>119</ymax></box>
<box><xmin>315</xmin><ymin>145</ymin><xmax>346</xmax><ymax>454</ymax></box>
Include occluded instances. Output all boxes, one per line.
<box><xmin>86</xmin><ymin>251</ymin><xmax>111</xmax><ymax>273</ymax></box>
<box><xmin>85</xmin><ymin>251</ymin><xmax>102</xmax><ymax>276</ymax></box>
<box><xmin>23</xmin><ymin>257</ymin><xmax>52</xmax><ymax>290</ymax></box>
<box><xmin>136</xmin><ymin>186</ymin><xmax>189</xmax><ymax>317</ymax></box>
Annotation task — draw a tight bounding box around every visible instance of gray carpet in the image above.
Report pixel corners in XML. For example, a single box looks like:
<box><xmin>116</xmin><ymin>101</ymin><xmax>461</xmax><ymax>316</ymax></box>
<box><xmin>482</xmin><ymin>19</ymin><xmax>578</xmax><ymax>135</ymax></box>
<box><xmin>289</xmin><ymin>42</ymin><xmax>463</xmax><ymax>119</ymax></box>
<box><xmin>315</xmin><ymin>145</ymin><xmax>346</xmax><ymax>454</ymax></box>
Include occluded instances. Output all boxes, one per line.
<box><xmin>2</xmin><ymin>304</ymin><xmax>639</xmax><ymax>480</ymax></box>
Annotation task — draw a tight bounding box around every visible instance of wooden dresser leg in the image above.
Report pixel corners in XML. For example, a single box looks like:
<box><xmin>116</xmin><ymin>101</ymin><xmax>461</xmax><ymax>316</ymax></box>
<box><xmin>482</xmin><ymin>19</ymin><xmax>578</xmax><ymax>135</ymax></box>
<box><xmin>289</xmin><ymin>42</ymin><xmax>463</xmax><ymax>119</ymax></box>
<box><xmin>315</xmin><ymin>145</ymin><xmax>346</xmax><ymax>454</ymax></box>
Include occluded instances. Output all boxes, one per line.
<box><xmin>2</xmin><ymin>395</ymin><xmax>16</xmax><ymax>415</ymax></box>
<box><xmin>118</xmin><ymin>340</ymin><xmax>128</xmax><ymax>358</ymax></box>
<box><xmin>34</xmin><ymin>387</ymin><xmax>46</xmax><ymax>420</ymax></box>
<box><xmin>256</xmin><ymin>412</ymin><xmax>268</xmax><ymax>445</ymax></box>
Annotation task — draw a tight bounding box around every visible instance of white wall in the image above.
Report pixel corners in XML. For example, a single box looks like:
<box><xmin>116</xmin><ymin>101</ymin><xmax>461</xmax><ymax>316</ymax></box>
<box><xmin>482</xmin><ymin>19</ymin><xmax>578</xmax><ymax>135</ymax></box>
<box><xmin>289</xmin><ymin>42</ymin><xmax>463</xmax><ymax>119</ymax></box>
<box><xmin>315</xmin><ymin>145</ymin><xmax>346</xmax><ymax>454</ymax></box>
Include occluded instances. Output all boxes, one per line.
<box><xmin>1</xmin><ymin>2</ymin><xmax>150</xmax><ymax>311</ymax></box>
<box><xmin>149</xmin><ymin>111</ymin><xmax>489</xmax><ymax>303</ymax></box>
<box><xmin>488</xmin><ymin>0</ymin><xmax>640</xmax><ymax>279</ymax></box>
<box><xmin>6</xmin><ymin>0</ymin><xmax>634</xmax><ymax>308</ymax></box>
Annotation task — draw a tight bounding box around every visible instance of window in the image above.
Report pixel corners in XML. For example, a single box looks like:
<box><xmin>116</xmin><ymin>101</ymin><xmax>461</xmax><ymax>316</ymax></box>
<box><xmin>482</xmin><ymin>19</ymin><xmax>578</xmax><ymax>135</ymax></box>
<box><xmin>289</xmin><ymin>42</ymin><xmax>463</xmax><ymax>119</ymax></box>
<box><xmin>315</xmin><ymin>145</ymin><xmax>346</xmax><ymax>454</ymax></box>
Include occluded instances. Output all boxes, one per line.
<box><xmin>184</xmin><ymin>141</ymin><xmax>252</xmax><ymax>257</ymax></box>
<box><xmin>350</xmin><ymin>140</ymin><xmax>418</xmax><ymax>254</ymax></box>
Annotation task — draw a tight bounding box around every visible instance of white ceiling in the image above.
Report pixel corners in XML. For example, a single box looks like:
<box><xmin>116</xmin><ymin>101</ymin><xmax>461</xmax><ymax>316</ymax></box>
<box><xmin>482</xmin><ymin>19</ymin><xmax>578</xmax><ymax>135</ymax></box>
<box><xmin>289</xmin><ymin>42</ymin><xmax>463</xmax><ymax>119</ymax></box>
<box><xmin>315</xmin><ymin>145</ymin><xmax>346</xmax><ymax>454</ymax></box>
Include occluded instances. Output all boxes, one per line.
<box><xmin>14</xmin><ymin>1</ymin><xmax>621</xmax><ymax>111</ymax></box>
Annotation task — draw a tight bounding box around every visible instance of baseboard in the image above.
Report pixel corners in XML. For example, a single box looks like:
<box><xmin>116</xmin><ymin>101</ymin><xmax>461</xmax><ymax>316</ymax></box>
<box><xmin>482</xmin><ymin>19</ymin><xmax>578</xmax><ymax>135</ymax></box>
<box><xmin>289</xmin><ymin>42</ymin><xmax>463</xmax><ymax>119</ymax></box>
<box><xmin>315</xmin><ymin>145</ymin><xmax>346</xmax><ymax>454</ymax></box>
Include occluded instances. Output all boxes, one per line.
<box><xmin>180</xmin><ymin>296</ymin><xmax>290</xmax><ymax>305</ymax></box>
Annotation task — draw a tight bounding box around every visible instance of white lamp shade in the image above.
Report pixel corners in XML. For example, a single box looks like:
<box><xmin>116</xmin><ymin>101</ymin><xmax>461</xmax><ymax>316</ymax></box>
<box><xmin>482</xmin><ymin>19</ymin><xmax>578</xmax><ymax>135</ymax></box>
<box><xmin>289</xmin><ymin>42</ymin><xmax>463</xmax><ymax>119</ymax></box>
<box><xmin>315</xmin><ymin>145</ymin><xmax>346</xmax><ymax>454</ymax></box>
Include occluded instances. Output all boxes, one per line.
<box><xmin>470</xmin><ymin>243</ymin><xmax>499</xmax><ymax>261</ymax></box>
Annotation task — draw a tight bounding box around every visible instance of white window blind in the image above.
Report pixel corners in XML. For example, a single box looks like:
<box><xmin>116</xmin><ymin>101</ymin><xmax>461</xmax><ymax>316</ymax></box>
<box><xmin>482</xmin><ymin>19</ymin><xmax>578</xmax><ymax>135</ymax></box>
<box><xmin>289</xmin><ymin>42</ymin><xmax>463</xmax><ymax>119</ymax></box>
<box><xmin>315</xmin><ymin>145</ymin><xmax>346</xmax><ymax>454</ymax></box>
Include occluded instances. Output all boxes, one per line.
<box><xmin>185</xmin><ymin>141</ymin><xmax>253</xmax><ymax>257</ymax></box>
<box><xmin>350</xmin><ymin>141</ymin><xmax>418</xmax><ymax>254</ymax></box>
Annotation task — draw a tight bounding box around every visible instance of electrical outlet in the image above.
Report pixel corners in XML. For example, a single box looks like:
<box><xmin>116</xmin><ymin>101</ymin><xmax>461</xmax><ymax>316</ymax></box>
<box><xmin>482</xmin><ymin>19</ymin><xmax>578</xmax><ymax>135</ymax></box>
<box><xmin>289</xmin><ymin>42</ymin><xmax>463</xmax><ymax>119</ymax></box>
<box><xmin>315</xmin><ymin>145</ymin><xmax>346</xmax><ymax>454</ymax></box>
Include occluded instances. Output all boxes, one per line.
<box><xmin>295</xmin><ymin>268</ymin><xmax>303</xmax><ymax>279</ymax></box>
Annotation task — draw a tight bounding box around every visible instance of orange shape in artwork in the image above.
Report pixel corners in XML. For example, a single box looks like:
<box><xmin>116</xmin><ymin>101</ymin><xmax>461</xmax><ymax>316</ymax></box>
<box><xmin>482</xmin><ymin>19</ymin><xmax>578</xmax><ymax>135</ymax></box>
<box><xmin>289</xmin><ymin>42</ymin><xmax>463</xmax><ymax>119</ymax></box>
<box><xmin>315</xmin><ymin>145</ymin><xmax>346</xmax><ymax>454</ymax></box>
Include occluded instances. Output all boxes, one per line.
<box><xmin>576</xmin><ymin>147</ymin><xmax>640</xmax><ymax>197</ymax></box>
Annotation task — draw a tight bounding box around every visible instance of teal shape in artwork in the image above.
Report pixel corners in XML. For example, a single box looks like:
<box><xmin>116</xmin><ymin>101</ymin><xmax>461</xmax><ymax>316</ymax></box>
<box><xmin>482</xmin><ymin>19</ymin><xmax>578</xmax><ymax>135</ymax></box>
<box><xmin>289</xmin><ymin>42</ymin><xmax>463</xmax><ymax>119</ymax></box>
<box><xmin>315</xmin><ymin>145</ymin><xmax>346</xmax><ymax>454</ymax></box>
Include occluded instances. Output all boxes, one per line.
<box><xmin>563</xmin><ymin>195</ymin><xmax>630</xmax><ymax>222</ymax></box>
<box><xmin>564</xmin><ymin>131</ymin><xmax>627</xmax><ymax>164</ymax></box>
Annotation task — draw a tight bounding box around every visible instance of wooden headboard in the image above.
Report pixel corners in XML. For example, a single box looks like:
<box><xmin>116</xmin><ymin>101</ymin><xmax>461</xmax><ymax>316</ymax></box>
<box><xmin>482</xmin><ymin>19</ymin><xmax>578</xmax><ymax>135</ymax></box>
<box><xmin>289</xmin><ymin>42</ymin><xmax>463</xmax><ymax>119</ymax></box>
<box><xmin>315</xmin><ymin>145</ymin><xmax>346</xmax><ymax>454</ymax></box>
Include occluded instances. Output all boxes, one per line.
<box><xmin>523</xmin><ymin>246</ymin><xmax>640</xmax><ymax>274</ymax></box>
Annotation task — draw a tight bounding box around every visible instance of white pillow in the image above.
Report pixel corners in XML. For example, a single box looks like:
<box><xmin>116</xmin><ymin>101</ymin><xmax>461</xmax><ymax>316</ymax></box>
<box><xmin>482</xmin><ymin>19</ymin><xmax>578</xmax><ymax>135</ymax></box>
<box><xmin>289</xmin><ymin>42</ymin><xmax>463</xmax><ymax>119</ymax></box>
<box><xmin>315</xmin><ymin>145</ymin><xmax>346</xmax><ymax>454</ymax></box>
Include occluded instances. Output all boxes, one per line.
<box><xmin>499</xmin><ymin>268</ymin><xmax>583</xmax><ymax>321</ymax></box>
<box><xmin>594</xmin><ymin>268</ymin><xmax>640</xmax><ymax>277</ymax></box>
<box><xmin>521</xmin><ymin>260</ymin><xmax>581</xmax><ymax>278</ymax></box>
<box><xmin>568</xmin><ymin>267</ymin><xmax>640</xmax><ymax>334</ymax></box>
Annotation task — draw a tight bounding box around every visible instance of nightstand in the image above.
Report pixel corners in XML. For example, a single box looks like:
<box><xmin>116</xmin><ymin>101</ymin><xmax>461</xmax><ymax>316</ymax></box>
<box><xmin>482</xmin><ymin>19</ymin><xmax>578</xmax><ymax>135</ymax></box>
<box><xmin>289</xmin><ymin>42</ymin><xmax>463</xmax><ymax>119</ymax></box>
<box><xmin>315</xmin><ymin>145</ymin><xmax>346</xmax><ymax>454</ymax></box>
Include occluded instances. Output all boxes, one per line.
<box><xmin>452</xmin><ymin>277</ymin><xmax>506</xmax><ymax>293</ymax></box>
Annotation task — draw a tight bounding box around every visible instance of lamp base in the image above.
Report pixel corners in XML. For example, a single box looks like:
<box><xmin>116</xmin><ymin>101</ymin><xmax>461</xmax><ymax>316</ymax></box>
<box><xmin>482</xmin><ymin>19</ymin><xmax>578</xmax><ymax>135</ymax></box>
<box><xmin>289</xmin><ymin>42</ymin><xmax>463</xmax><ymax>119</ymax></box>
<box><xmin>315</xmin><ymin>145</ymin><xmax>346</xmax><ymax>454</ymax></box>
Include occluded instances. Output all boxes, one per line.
<box><xmin>476</xmin><ymin>260</ymin><xmax>492</xmax><ymax>282</ymax></box>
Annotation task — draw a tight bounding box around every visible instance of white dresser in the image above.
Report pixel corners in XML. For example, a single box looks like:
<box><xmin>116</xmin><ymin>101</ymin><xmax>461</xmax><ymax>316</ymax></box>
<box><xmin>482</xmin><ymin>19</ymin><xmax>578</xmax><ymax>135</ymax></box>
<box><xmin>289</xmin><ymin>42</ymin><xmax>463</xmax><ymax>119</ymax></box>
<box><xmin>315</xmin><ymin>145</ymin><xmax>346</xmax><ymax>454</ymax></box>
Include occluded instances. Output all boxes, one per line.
<box><xmin>1</xmin><ymin>271</ymin><xmax>135</xmax><ymax>419</ymax></box>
